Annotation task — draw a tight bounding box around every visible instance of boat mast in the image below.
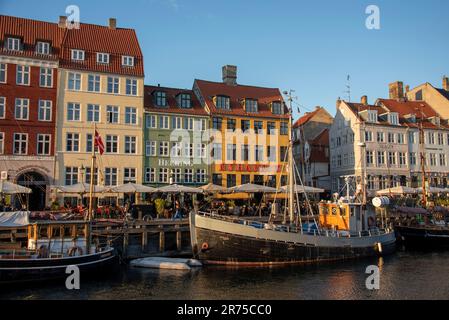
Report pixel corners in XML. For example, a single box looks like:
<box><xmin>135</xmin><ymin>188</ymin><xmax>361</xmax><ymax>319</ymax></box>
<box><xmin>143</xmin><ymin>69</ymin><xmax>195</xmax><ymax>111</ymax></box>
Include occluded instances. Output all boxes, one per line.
<box><xmin>286</xmin><ymin>90</ymin><xmax>295</xmax><ymax>224</ymax></box>
<box><xmin>418</xmin><ymin>107</ymin><xmax>427</xmax><ymax>207</ymax></box>
<box><xmin>86</xmin><ymin>124</ymin><xmax>97</xmax><ymax>253</ymax></box>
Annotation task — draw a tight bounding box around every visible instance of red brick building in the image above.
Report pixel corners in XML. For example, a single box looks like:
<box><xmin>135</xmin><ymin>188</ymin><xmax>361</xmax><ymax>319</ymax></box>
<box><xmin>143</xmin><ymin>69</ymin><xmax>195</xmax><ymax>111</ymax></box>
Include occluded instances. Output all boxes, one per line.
<box><xmin>0</xmin><ymin>15</ymin><xmax>64</xmax><ymax>209</ymax></box>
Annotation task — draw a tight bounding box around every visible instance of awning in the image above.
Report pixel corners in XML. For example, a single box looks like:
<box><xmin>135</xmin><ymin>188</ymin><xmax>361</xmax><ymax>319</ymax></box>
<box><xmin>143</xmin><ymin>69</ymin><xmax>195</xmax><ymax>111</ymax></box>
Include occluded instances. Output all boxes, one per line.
<box><xmin>0</xmin><ymin>211</ymin><xmax>30</xmax><ymax>227</ymax></box>
<box><xmin>229</xmin><ymin>183</ymin><xmax>278</xmax><ymax>193</ymax></box>
<box><xmin>0</xmin><ymin>180</ymin><xmax>32</xmax><ymax>194</ymax></box>
<box><xmin>108</xmin><ymin>183</ymin><xmax>158</xmax><ymax>193</ymax></box>
<box><xmin>279</xmin><ymin>185</ymin><xmax>325</xmax><ymax>194</ymax></box>
<box><xmin>157</xmin><ymin>184</ymin><xmax>203</xmax><ymax>194</ymax></box>
<box><xmin>376</xmin><ymin>186</ymin><xmax>417</xmax><ymax>195</ymax></box>
<box><xmin>55</xmin><ymin>182</ymin><xmax>109</xmax><ymax>194</ymax></box>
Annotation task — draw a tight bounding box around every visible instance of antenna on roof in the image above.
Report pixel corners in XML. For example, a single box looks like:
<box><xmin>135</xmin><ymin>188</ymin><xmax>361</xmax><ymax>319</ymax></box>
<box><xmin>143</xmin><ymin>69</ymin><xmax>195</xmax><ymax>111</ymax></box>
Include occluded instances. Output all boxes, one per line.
<box><xmin>344</xmin><ymin>75</ymin><xmax>351</xmax><ymax>102</ymax></box>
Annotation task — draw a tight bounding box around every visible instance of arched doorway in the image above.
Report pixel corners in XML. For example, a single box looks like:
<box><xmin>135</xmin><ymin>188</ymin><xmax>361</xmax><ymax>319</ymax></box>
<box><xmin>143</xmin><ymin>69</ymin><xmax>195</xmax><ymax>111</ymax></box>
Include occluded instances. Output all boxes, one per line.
<box><xmin>16</xmin><ymin>171</ymin><xmax>47</xmax><ymax>211</ymax></box>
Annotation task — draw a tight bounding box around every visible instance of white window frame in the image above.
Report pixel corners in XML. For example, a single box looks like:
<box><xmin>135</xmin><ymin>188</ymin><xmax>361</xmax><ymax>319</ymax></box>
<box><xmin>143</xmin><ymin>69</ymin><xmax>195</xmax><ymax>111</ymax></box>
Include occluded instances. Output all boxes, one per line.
<box><xmin>87</xmin><ymin>74</ymin><xmax>101</xmax><ymax>92</ymax></box>
<box><xmin>16</xmin><ymin>65</ymin><xmax>30</xmax><ymax>85</ymax></box>
<box><xmin>68</xmin><ymin>72</ymin><xmax>81</xmax><ymax>91</ymax></box>
<box><xmin>106</xmin><ymin>135</ymin><xmax>118</xmax><ymax>154</ymax></box>
<box><xmin>37</xmin><ymin>134</ymin><xmax>51</xmax><ymax>155</ymax></box>
<box><xmin>159</xmin><ymin>115</ymin><xmax>169</xmax><ymax>129</ymax></box>
<box><xmin>13</xmin><ymin>133</ymin><xmax>27</xmax><ymax>155</ymax></box>
<box><xmin>106</xmin><ymin>105</ymin><xmax>119</xmax><ymax>124</ymax></box>
<box><xmin>96</xmin><ymin>52</ymin><xmax>110</xmax><ymax>64</ymax></box>
<box><xmin>15</xmin><ymin>98</ymin><xmax>29</xmax><ymax>120</ymax></box>
<box><xmin>123</xmin><ymin>168</ymin><xmax>136</xmax><ymax>184</ymax></box>
<box><xmin>159</xmin><ymin>141</ymin><xmax>169</xmax><ymax>157</ymax></box>
<box><xmin>145</xmin><ymin>167</ymin><xmax>156</xmax><ymax>183</ymax></box>
<box><xmin>107</xmin><ymin>77</ymin><xmax>119</xmax><ymax>94</ymax></box>
<box><xmin>39</xmin><ymin>67</ymin><xmax>53</xmax><ymax>88</ymax></box>
<box><xmin>0</xmin><ymin>97</ymin><xmax>5</xmax><ymax>119</ymax></box>
<box><xmin>146</xmin><ymin>141</ymin><xmax>156</xmax><ymax>156</ymax></box>
<box><xmin>159</xmin><ymin>168</ymin><xmax>169</xmax><ymax>183</ymax></box>
<box><xmin>184</xmin><ymin>169</ymin><xmax>193</xmax><ymax>183</ymax></box>
<box><xmin>36</xmin><ymin>41</ymin><xmax>50</xmax><ymax>55</ymax></box>
<box><xmin>71</xmin><ymin>49</ymin><xmax>85</xmax><ymax>61</ymax></box>
<box><xmin>126</xmin><ymin>79</ymin><xmax>137</xmax><ymax>96</ymax></box>
<box><xmin>146</xmin><ymin>114</ymin><xmax>157</xmax><ymax>129</ymax></box>
<box><xmin>87</xmin><ymin>104</ymin><xmax>100</xmax><ymax>123</ymax></box>
<box><xmin>174</xmin><ymin>117</ymin><xmax>182</xmax><ymax>130</ymax></box>
<box><xmin>105</xmin><ymin>168</ymin><xmax>118</xmax><ymax>186</ymax></box>
<box><xmin>0</xmin><ymin>132</ymin><xmax>4</xmax><ymax>154</ymax></box>
<box><xmin>66</xmin><ymin>133</ymin><xmax>80</xmax><ymax>152</ymax></box>
<box><xmin>125</xmin><ymin>107</ymin><xmax>137</xmax><ymax>125</ymax></box>
<box><xmin>6</xmin><ymin>37</ymin><xmax>20</xmax><ymax>51</ymax></box>
<box><xmin>38</xmin><ymin>100</ymin><xmax>52</xmax><ymax>121</ymax></box>
<box><xmin>67</xmin><ymin>103</ymin><xmax>81</xmax><ymax>121</ymax></box>
<box><xmin>0</xmin><ymin>63</ymin><xmax>6</xmax><ymax>83</ymax></box>
<box><xmin>122</xmin><ymin>56</ymin><xmax>134</xmax><ymax>67</ymax></box>
<box><xmin>124</xmin><ymin>136</ymin><xmax>137</xmax><ymax>154</ymax></box>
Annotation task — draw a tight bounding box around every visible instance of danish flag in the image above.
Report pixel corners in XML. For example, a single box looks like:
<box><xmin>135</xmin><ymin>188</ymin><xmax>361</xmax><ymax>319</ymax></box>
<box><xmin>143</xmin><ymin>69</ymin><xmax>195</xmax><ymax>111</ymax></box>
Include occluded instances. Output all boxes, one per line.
<box><xmin>94</xmin><ymin>130</ymin><xmax>105</xmax><ymax>155</ymax></box>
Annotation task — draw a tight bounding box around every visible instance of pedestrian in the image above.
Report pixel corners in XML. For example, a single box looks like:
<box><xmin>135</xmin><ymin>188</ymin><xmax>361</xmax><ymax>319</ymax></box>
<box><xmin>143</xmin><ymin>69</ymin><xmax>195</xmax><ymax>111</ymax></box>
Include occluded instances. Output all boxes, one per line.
<box><xmin>173</xmin><ymin>200</ymin><xmax>182</xmax><ymax>220</ymax></box>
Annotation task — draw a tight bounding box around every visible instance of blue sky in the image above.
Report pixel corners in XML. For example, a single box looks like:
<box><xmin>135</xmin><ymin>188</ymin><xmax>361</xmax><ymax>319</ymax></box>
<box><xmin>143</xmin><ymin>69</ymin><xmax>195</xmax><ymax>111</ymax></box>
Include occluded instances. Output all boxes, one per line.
<box><xmin>1</xmin><ymin>0</ymin><xmax>448</xmax><ymax>119</ymax></box>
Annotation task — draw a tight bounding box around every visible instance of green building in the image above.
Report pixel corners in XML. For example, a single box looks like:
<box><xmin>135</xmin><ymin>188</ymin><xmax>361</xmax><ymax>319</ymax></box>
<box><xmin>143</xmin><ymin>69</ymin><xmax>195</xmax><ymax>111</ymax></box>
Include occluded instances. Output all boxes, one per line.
<box><xmin>143</xmin><ymin>85</ymin><xmax>210</xmax><ymax>187</ymax></box>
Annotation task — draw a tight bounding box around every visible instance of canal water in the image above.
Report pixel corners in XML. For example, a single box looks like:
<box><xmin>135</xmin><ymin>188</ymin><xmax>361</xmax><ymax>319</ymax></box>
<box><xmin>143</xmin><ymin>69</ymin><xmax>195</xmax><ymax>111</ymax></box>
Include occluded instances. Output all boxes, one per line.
<box><xmin>2</xmin><ymin>247</ymin><xmax>449</xmax><ymax>300</ymax></box>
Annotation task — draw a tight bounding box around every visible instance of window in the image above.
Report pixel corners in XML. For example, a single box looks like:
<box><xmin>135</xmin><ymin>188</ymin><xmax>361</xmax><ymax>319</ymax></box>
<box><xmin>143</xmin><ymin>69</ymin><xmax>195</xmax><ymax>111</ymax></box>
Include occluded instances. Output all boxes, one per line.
<box><xmin>366</xmin><ymin>151</ymin><xmax>374</xmax><ymax>165</ymax></box>
<box><xmin>267</xmin><ymin>122</ymin><xmax>276</xmax><ymax>135</ymax></box>
<box><xmin>365</xmin><ymin>131</ymin><xmax>373</xmax><ymax>142</ymax></box>
<box><xmin>184</xmin><ymin>143</ymin><xmax>193</xmax><ymax>158</ymax></box>
<box><xmin>125</xmin><ymin>136</ymin><xmax>136</xmax><ymax>154</ymax></box>
<box><xmin>267</xmin><ymin>146</ymin><xmax>276</xmax><ymax>162</ymax></box>
<box><xmin>388</xmin><ymin>133</ymin><xmax>395</xmax><ymax>143</ymax></box>
<box><xmin>343</xmin><ymin>154</ymin><xmax>348</xmax><ymax>166</ymax></box>
<box><xmin>410</xmin><ymin>153</ymin><xmax>417</xmax><ymax>166</ymax></box>
<box><xmin>68</xmin><ymin>73</ymin><xmax>81</xmax><ymax>90</ymax></box>
<box><xmin>88</xmin><ymin>75</ymin><xmax>101</xmax><ymax>92</ymax></box>
<box><xmin>107</xmin><ymin>77</ymin><xmax>119</xmax><ymax>94</ymax></box>
<box><xmin>349</xmin><ymin>152</ymin><xmax>354</xmax><ymax>165</ymax></box>
<box><xmin>13</xmin><ymin>133</ymin><xmax>27</xmax><ymax>155</ymax></box>
<box><xmin>212</xmin><ymin>143</ymin><xmax>222</xmax><ymax>161</ymax></box>
<box><xmin>212</xmin><ymin>117</ymin><xmax>222</xmax><ymax>130</ymax></box>
<box><xmin>227</xmin><ymin>119</ymin><xmax>236</xmax><ymax>131</ymax></box>
<box><xmin>38</xmin><ymin>100</ymin><xmax>52</xmax><ymax>121</ymax></box>
<box><xmin>212</xmin><ymin>174</ymin><xmax>222</xmax><ymax>186</ymax></box>
<box><xmin>178</xmin><ymin>93</ymin><xmax>191</xmax><ymax>108</ymax></box>
<box><xmin>0</xmin><ymin>132</ymin><xmax>4</xmax><ymax>154</ymax></box>
<box><xmin>388</xmin><ymin>113</ymin><xmax>399</xmax><ymax>125</ymax></box>
<box><xmin>171</xmin><ymin>142</ymin><xmax>182</xmax><ymax>158</ymax></box>
<box><xmin>125</xmin><ymin>107</ymin><xmax>137</xmax><ymax>125</ymax></box>
<box><xmin>367</xmin><ymin>110</ymin><xmax>377</xmax><ymax>123</ymax></box>
<box><xmin>199</xmin><ymin>119</ymin><xmax>207</xmax><ymax>131</ymax></box>
<box><xmin>39</xmin><ymin>68</ymin><xmax>52</xmax><ymax>87</ymax></box>
<box><xmin>107</xmin><ymin>106</ymin><xmax>119</xmax><ymax>123</ymax></box>
<box><xmin>85</xmin><ymin>168</ymin><xmax>98</xmax><ymax>185</ymax></box>
<box><xmin>440</xmin><ymin>154</ymin><xmax>446</xmax><ymax>167</ymax></box>
<box><xmin>241</xmin><ymin>174</ymin><xmax>251</xmax><ymax>185</ymax></box>
<box><xmin>106</xmin><ymin>135</ymin><xmax>118</xmax><ymax>153</ymax></box>
<box><xmin>196</xmin><ymin>169</ymin><xmax>206</xmax><ymax>183</ymax></box>
<box><xmin>377</xmin><ymin>151</ymin><xmax>385</xmax><ymax>165</ymax></box>
<box><xmin>66</xmin><ymin>133</ymin><xmax>79</xmax><ymax>152</ymax></box>
<box><xmin>146</xmin><ymin>115</ymin><xmax>157</xmax><ymax>128</ymax></box>
<box><xmin>215</xmin><ymin>96</ymin><xmax>230</xmax><ymax>109</ymax></box>
<box><xmin>67</xmin><ymin>103</ymin><xmax>81</xmax><ymax>121</ymax></box>
<box><xmin>429</xmin><ymin>153</ymin><xmax>437</xmax><ymax>166</ymax></box>
<box><xmin>97</xmin><ymin>53</ymin><xmax>109</xmax><ymax>64</ymax></box>
<box><xmin>438</xmin><ymin>133</ymin><xmax>444</xmax><ymax>145</ymax></box>
<box><xmin>337</xmin><ymin>155</ymin><xmax>342</xmax><ymax>167</ymax></box>
<box><xmin>227</xmin><ymin>174</ymin><xmax>236</xmax><ymax>188</ymax></box>
<box><xmin>126</xmin><ymin>79</ymin><xmax>137</xmax><ymax>96</ymax></box>
<box><xmin>145</xmin><ymin>168</ymin><xmax>156</xmax><ymax>183</ymax></box>
<box><xmin>399</xmin><ymin>152</ymin><xmax>406</xmax><ymax>166</ymax></box>
<box><xmin>184</xmin><ymin>169</ymin><xmax>193</xmax><ymax>183</ymax></box>
<box><xmin>245</xmin><ymin>99</ymin><xmax>258</xmax><ymax>112</ymax></box>
<box><xmin>184</xmin><ymin>118</ymin><xmax>194</xmax><ymax>131</ymax></box>
<box><xmin>37</xmin><ymin>134</ymin><xmax>51</xmax><ymax>155</ymax></box>
<box><xmin>388</xmin><ymin>152</ymin><xmax>396</xmax><ymax>165</ymax></box>
<box><xmin>122</xmin><ymin>56</ymin><xmax>134</xmax><ymax>67</ymax></box>
<box><xmin>159</xmin><ymin>141</ymin><xmax>169</xmax><ymax>157</ymax></box>
<box><xmin>428</xmin><ymin>132</ymin><xmax>435</xmax><ymax>144</ymax></box>
<box><xmin>336</xmin><ymin>137</ymin><xmax>341</xmax><ymax>147</ymax></box>
<box><xmin>255</xmin><ymin>145</ymin><xmax>264</xmax><ymax>162</ymax></box>
<box><xmin>272</xmin><ymin>101</ymin><xmax>282</xmax><ymax>115</ymax></box>
<box><xmin>6</xmin><ymin>37</ymin><xmax>20</xmax><ymax>51</ymax></box>
<box><xmin>105</xmin><ymin>168</ymin><xmax>118</xmax><ymax>186</ymax></box>
<box><xmin>397</xmin><ymin>133</ymin><xmax>405</xmax><ymax>144</ymax></box>
<box><xmin>0</xmin><ymin>64</ymin><xmax>6</xmax><ymax>83</ymax></box>
<box><xmin>173</xmin><ymin>117</ymin><xmax>182</xmax><ymax>130</ymax></box>
<box><xmin>280</xmin><ymin>122</ymin><xmax>288</xmax><ymax>135</ymax></box>
<box><xmin>36</xmin><ymin>41</ymin><xmax>50</xmax><ymax>55</ymax></box>
<box><xmin>195</xmin><ymin>143</ymin><xmax>206</xmax><ymax>158</ymax></box>
<box><xmin>241</xmin><ymin>145</ymin><xmax>249</xmax><ymax>161</ymax></box>
<box><xmin>159</xmin><ymin>115</ymin><xmax>169</xmax><ymax>129</ymax></box>
<box><xmin>87</xmin><ymin>104</ymin><xmax>100</xmax><ymax>122</ymax></box>
<box><xmin>154</xmin><ymin>91</ymin><xmax>167</xmax><ymax>107</ymax></box>
<box><xmin>123</xmin><ymin>168</ymin><xmax>136</xmax><ymax>184</ymax></box>
<box><xmin>0</xmin><ymin>97</ymin><xmax>5</xmax><ymax>119</ymax></box>
<box><xmin>377</xmin><ymin>132</ymin><xmax>384</xmax><ymax>143</ymax></box>
<box><xmin>71</xmin><ymin>49</ymin><xmax>85</xmax><ymax>61</ymax></box>
<box><xmin>280</xmin><ymin>146</ymin><xmax>287</xmax><ymax>162</ymax></box>
<box><xmin>159</xmin><ymin>168</ymin><xmax>169</xmax><ymax>183</ymax></box>
<box><xmin>254</xmin><ymin>121</ymin><xmax>263</xmax><ymax>134</ymax></box>
<box><xmin>227</xmin><ymin>144</ymin><xmax>236</xmax><ymax>161</ymax></box>
<box><xmin>172</xmin><ymin>168</ymin><xmax>182</xmax><ymax>183</ymax></box>
<box><xmin>16</xmin><ymin>65</ymin><xmax>30</xmax><ymax>85</ymax></box>
<box><xmin>409</xmin><ymin>132</ymin><xmax>415</xmax><ymax>144</ymax></box>
<box><xmin>15</xmin><ymin>98</ymin><xmax>29</xmax><ymax>120</ymax></box>
<box><xmin>241</xmin><ymin>120</ymin><xmax>250</xmax><ymax>133</ymax></box>
<box><xmin>146</xmin><ymin>141</ymin><xmax>156</xmax><ymax>156</ymax></box>
<box><xmin>65</xmin><ymin>167</ymin><xmax>78</xmax><ymax>186</ymax></box>
<box><xmin>86</xmin><ymin>134</ymin><xmax>94</xmax><ymax>153</ymax></box>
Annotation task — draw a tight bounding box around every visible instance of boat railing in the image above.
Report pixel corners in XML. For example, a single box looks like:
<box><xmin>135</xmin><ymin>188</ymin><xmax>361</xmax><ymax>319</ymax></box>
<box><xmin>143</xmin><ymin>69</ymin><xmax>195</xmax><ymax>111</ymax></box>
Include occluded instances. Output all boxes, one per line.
<box><xmin>198</xmin><ymin>211</ymin><xmax>392</xmax><ymax>238</ymax></box>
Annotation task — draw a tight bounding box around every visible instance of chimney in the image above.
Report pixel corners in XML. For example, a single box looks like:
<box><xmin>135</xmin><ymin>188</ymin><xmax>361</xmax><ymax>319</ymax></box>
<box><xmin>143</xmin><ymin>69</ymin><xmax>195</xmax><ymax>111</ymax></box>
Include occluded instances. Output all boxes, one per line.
<box><xmin>389</xmin><ymin>81</ymin><xmax>404</xmax><ymax>100</ymax></box>
<box><xmin>361</xmin><ymin>95</ymin><xmax>368</xmax><ymax>105</ymax></box>
<box><xmin>336</xmin><ymin>98</ymin><xmax>342</xmax><ymax>108</ymax></box>
<box><xmin>443</xmin><ymin>76</ymin><xmax>449</xmax><ymax>91</ymax></box>
<box><xmin>58</xmin><ymin>16</ymin><xmax>67</xmax><ymax>28</ymax></box>
<box><xmin>222</xmin><ymin>65</ymin><xmax>237</xmax><ymax>86</ymax></box>
<box><xmin>108</xmin><ymin>18</ymin><xmax>117</xmax><ymax>29</ymax></box>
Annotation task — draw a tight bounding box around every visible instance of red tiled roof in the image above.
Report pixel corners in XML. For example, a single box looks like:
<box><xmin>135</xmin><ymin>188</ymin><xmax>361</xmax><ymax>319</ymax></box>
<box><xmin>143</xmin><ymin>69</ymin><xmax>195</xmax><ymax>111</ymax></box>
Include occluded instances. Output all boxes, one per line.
<box><xmin>309</xmin><ymin>129</ymin><xmax>329</xmax><ymax>162</ymax></box>
<box><xmin>311</xmin><ymin>129</ymin><xmax>329</xmax><ymax>146</ymax></box>
<box><xmin>144</xmin><ymin>85</ymin><xmax>208</xmax><ymax>116</ymax></box>
<box><xmin>377</xmin><ymin>99</ymin><xmax>438</xmax><ymax>120</ymax></box>
<box><xmin>194</xmin><ymin>79</ymin><xmax>289</xmax><ymax>119</ymax></box>
<box><xmin>59</xmin><ymin>23</ymin><xmax>144</xmax><ymax>77</ymax></box>
<box><xmin>293</xmin><ymin>108</ymin><xmax>320</xmax><ymax>128</ymax></box>
<box><xmin>0</xmin><ymin>15</ymin><xmax>65</xmax><ymax>61</ymax></box>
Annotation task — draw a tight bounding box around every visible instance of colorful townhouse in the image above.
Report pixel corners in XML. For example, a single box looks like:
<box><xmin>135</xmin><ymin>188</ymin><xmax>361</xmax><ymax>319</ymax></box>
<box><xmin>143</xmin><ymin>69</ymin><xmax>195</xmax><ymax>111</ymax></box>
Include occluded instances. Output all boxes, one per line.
<box><xmin>193</xmin><ymin>65</ymin><xmax>290</xmax><ymax>188</ymax></box>
<box><xmin>54</xmin><ymin>17</ymin><xmax>145</xmax><ymax>205</ymax></box>
<box><xmin>0</xmin><ymin>15</ymin><xmax>64</xmax><ymax>210</ymax></box>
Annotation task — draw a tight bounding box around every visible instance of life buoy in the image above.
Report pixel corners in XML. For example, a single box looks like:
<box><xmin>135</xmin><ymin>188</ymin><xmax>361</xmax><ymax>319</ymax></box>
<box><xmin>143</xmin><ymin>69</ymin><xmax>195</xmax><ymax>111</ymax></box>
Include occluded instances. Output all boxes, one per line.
<box><xmin>201</xmin><ymin>242</ymin><xmax>209</xmax><ymax>251</ymax></box>
<box><xmin>68</xmin><ymin>246</ymin><xmax>84</xmax><ymax>257</ymax></box>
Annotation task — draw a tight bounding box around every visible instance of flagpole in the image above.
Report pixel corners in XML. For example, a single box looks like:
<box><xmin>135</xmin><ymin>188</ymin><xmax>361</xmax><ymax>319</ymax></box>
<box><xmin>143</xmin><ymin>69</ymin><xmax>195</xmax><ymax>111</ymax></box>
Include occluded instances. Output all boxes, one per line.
<box><xmin>87</xmin><ymin>123</ymin><xmax>97</xmax><ymax>254</ymax></box>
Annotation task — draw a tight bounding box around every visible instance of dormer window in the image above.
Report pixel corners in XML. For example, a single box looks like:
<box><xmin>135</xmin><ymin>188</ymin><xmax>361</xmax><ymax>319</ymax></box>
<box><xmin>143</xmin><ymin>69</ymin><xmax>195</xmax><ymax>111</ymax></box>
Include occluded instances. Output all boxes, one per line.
<box><xmin>430</xmin><ymin>116</ymin><xmax>441</xmax><ymax>126</ymax></box>
<box><xmin>36</xmin><ymin>41</ymin><xmax>50</xmax><ymax>55</ymax></box>
<box><xmin>154</xmin><ymin>91</ymin><xmax>166</xmax><ymax>107</ymax></box>
<box><xmin>97</xmin><ymin>52</ymin><xmax>109</xmax><ymax>64</ymax></box>
<box><xmin>215</xmin><ymin>95</ymin><xmax>230</xmax><ymax>110</ymax></box>
<box><xmin>405</xmin><ymin>114</ymin><xmax>416</xmax><ymax>123</ymax></box>
<box><xmin>271</xmin><ymin>101</ymin><xmax>283</xmax><ymax>115</ymax></box>
<box><xmin>122</xmin><ymin>56</ymin><xmax>134</xmax><ymax>67</ymax></box>
<box><xmin>6</xmin><ymin>37</ymin><xmax>20</xmax><ymax>51</ymax></box>
<box><xmin>388</xmin><ymin>112</ymin><xmax>399</xmax><ymax>125</ymax></box>
<box><xmin>71</xmin><ymin>49</ymin><xmax>85</xmax><ymax>61</ymax></box>
<box><xmin>177</xmin><ymin>93</ymin><xmax>191</xmax><ymax>108</ymax></box>
<box><xmin>367</xmin><ymin>110</ymin><xmax>378</xmax><ymax>123</ymax></box>
<box><xmin>245</xmin><ymin>99</ymin><xmax>258</xmax><ymax>113</ymax></box>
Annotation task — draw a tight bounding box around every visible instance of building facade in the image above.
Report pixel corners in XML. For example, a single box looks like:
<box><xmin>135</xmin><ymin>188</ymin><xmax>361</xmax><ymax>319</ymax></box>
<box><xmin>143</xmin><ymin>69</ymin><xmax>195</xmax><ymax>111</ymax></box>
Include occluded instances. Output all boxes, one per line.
<box><xmin>0</xmin><ymin>15</ymin><xmax>65</xmax><ymax>210</ymax></box>
<box><xmin>407</xmin><ymin>77</ymin><xmax>449</xmax><ymax>119</ymax></box>
<box><xmin>54</xmin><ymin>17</ymin><xmax>145</xmax><ymax>204</ymax></box>
<box><xmin>143</xmin><ymin>85</ymin><xmax>209</xmax><ymax>187</ymax></box>
<box><xmin>193</xmin><ymin>65</ymin><xmax>290</xmax><ymax>189</ymax></box>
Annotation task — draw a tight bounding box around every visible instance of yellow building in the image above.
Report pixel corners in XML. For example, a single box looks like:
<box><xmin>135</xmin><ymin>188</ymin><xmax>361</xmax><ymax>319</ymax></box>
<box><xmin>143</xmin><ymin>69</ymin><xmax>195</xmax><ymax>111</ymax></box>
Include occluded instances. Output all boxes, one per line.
<box><xmin>55</xmin><ymin>17</ymin><xmax>144</xmax><ymax>205</ymax></box>
<box><xmin>193</xmin><ymin>66</ymin><xmax>290</xmax><ymax>190</ymax></box>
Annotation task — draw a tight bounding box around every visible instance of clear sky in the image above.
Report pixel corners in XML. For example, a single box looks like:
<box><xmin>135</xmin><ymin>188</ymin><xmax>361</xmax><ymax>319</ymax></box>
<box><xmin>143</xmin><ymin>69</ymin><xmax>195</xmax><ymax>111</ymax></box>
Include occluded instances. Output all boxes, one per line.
<box><xmin>1</xmin><ymin>0</ymin><xmax>448</xmax><ymax>119</ymax></box>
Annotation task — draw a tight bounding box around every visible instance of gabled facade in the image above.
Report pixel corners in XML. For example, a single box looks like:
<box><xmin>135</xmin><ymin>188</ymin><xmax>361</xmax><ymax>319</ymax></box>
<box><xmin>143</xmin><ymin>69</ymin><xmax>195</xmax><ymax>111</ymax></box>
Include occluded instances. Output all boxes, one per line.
<box><xmin>143</xmin><ymin>85</ymin><xmax>209</xmax><ymax>187</ymax></box>
<box><xmin>407</xmin><ymin>77</ymin><xmax>449</xmax><ymax>120</ymax></box>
